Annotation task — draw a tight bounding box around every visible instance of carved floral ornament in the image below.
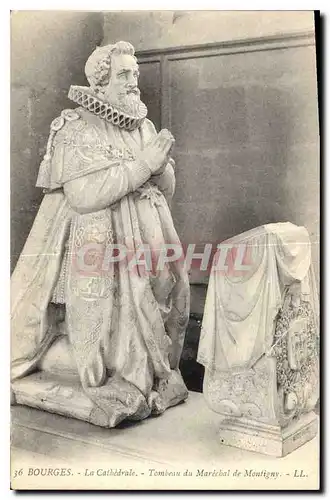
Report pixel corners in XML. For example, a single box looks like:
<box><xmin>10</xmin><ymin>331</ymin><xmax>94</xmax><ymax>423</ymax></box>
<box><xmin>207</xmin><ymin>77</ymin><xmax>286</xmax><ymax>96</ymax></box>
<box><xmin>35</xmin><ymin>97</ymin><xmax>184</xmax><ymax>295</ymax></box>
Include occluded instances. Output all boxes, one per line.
<box><xmin>203</xmin><ymin>293</ymin><xmax>319</xmax><ymax>427</ymax></box>
<box><xmin>273</xmin><ymin>298</ymin><xmax>319</xmax><ymax>421</ymax></box>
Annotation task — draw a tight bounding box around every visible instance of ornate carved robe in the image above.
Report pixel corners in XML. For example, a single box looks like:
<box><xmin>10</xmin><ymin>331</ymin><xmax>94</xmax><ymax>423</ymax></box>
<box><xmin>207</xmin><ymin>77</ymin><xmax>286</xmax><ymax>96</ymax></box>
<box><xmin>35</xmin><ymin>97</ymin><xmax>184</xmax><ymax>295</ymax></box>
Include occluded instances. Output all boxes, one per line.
<box><xmin>11</xmin><ymin>103</ymin><xmax>190</xmax><ymax>427</ymax></box>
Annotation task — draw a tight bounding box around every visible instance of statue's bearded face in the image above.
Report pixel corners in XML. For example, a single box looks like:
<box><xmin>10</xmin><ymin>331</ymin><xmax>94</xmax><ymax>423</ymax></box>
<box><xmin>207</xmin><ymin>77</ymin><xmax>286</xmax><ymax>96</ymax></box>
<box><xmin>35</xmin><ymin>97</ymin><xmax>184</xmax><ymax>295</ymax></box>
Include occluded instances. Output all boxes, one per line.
<box><xmin>103</xmin><ymin>54</ymin><xmax>142</xmax><ymax>116</ymax></box>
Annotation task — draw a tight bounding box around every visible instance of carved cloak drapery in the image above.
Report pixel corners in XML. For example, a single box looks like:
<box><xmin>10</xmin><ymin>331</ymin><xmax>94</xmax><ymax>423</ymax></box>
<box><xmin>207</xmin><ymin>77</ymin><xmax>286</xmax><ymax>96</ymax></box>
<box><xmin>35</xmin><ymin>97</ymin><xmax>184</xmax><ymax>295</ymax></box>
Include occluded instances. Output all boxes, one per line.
<box><xmin>11</xmin><ymin>108</ymin><xmax>190</xmax><ymax>426</ymax></box>
<box><xmin>197</xmin><ymin>222</ymin><xmax>319</xmax><ymax>372</ymax></box>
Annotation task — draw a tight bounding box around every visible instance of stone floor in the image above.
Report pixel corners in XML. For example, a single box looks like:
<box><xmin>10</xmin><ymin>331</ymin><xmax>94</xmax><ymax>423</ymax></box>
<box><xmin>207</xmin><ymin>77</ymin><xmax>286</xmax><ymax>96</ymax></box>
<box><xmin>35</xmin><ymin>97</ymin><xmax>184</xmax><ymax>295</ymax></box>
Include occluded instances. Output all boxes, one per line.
<box><xmin>11</xmin><ymin>391</ymin><xmax>319</xmax><ymax>490</ymax></box>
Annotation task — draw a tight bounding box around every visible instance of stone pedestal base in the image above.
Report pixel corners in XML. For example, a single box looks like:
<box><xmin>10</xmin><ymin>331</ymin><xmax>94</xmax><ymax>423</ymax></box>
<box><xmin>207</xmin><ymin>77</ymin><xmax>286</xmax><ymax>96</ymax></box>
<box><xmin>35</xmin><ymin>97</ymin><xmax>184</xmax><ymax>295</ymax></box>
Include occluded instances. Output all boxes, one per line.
<box><xmin>12</xmin><ymin>372</ymin><xmax>94</xmax><ymax>421</ymax></box>
<box><xmin>218</xmin><ymin>411</ymin><xmax>318</xmax><ymax>457</ymax></box>
<box><xmin>11</xmin><ymin>369</ymin><xmax>188</xmax><ymax>428</ymax></box>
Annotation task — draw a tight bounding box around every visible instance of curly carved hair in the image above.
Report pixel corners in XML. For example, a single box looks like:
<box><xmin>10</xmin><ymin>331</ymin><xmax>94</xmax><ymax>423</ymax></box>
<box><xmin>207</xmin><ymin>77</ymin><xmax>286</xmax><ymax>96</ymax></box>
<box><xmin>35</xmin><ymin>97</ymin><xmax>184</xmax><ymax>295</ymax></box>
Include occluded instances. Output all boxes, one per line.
<box><xmin>85</xmin><ymin>41</ymin><xmax>137</xmax><ymax>93</ymax></box>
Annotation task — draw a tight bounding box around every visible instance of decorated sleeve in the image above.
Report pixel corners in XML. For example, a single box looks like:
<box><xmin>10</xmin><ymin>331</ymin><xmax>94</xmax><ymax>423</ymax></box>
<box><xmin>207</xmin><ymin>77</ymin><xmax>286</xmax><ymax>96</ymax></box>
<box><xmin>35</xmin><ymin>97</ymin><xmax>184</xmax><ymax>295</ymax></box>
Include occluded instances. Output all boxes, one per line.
<box><xmin>37</xmin><ymin>114</ymin><xmax>153</xmax><ymax>212</ymax></box>
<box><xmin>63</xmin><ymin>157</ymin><xmax>153</xmax><ymax>213</ymax></box>
<box><xmin>151</xmin><ymin>161</ymin><xmax>176</xmax><ymax>204</ymax></box>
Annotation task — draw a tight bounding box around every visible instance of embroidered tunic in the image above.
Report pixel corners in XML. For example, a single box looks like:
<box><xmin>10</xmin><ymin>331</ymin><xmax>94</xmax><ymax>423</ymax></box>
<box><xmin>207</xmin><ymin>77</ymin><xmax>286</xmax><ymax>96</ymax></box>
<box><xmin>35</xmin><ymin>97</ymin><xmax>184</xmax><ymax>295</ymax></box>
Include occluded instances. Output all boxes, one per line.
<box><xmin>11</xmin><ymin>106</ymin><xmax>190</xmax><ymax>427</ymax></box>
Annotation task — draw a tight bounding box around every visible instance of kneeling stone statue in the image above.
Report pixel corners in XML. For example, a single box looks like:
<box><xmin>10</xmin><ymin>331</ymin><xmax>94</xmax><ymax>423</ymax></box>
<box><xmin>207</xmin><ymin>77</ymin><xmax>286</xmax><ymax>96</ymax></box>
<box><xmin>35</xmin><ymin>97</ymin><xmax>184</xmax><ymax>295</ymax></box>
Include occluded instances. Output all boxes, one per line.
<box><xmin>11</xmin><ymin>41</ymin><xmax>190</xmax><ymax>428</ymax></box>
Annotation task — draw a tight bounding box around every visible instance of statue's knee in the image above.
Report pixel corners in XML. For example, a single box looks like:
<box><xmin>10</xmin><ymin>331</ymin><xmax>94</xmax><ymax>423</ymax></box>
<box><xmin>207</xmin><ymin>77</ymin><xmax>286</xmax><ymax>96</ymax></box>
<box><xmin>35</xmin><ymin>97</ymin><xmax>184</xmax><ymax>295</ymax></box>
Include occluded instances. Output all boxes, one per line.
<box><xmin>39</xmin><ymin>336</ymin><xmax>78</xmax><ymax>376</ymax></box>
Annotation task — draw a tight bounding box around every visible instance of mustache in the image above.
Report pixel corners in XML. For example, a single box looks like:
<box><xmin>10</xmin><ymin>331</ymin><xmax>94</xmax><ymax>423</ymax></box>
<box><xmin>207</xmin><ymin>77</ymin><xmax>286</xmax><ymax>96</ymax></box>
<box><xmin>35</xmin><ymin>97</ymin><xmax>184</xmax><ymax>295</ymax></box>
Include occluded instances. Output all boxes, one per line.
<box><xmin>125</xmin><ymin>87</ymin><xmax>140</xmax><ymax>95</ymax></box>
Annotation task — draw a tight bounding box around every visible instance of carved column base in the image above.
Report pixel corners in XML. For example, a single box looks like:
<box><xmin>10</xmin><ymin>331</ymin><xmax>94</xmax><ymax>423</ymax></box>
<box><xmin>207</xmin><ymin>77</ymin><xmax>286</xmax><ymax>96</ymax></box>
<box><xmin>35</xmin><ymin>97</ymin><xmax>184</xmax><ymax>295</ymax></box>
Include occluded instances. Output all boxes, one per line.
<box><xmin>203</xmin><ymin>351</ymin><xmax>319</xmax><ymax>457</ymax></box>
<box><xmin>218</xmin><ymin>411</ymin><xmax>318</xmax><ymax>457</ymax></box>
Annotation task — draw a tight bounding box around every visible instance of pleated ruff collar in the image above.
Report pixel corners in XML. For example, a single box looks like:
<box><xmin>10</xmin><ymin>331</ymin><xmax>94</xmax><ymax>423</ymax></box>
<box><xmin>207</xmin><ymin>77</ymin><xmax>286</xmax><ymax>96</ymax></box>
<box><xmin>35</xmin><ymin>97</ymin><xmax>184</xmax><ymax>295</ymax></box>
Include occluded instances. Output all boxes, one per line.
<box><xmin>68</xmin><ymin>85</ymin><xmax>147</xmax><ymax>132</ymax></box>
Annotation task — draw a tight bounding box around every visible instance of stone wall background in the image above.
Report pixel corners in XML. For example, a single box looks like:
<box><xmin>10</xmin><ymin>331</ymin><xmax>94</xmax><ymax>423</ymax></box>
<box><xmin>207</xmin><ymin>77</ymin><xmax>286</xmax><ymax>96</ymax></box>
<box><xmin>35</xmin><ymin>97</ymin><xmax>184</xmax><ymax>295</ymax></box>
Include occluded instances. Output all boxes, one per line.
<box><xmin>103</xmin><ymin>11</ymin><xmax>319</xmax><ymax>314</ymax></box>
<box><xmin>11</xmin><ymin>11</ymin><xmax>103</xmax><ymax>272</ymax></box>
<box><xmin>103</xmin><ymin>11</ymin><xmax>314</xmax><ymax>51</ymax></box>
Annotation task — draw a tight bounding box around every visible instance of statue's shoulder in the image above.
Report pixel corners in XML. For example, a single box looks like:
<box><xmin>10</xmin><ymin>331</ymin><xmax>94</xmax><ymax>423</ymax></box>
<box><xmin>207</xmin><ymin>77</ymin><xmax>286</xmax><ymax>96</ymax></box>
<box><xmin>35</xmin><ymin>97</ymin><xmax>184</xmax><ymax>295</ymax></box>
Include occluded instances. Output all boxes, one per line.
<box><xmin>49</xmin><ymin>108</ymin><xmax>84</xmax><ymax>136</ymax></box>
<box><xmin>50</xmin><ymin>108</ymin><xmax>101</xmax><ymax>149</ymax></box>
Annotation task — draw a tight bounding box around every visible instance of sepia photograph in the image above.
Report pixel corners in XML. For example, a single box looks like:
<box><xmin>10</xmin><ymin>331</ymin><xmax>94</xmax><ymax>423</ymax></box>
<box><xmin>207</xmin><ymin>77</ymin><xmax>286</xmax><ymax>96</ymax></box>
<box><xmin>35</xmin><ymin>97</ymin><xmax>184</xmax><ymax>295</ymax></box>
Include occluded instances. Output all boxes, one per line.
<box><xmin>10</xmin><ymin>9</ymin><xmax>320</xmax><ymax>491</ymax></box>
